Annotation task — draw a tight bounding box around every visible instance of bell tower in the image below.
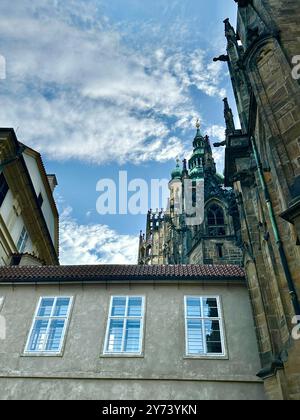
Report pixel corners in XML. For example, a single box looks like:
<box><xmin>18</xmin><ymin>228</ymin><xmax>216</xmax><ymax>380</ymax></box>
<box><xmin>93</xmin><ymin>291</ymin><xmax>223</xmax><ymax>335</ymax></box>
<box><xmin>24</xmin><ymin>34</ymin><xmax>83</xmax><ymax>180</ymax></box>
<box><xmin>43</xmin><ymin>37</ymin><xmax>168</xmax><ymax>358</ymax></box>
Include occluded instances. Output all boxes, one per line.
<box><xmin>138</xmin><ymin>119</ymin><xmax>243</xmax><ymax>267</ymax></box>
<box><xmin>188</xmin><ymin>119</ymin><xmax>205</xmax><ymax>180</ymax></box>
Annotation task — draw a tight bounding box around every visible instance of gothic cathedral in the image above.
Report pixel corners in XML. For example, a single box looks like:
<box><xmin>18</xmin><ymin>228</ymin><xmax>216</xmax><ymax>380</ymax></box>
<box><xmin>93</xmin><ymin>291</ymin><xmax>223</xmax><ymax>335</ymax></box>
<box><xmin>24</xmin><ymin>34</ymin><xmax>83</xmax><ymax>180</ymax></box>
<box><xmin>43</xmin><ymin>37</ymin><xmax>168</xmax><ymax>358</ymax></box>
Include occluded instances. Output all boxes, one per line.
<box><xmin>138</xmin><ymin>0</ymin><xmax>300</xmax><ymax>400</ymax></box>
<box><xmin>138</xmin><ymin>121</ymin><xmax>243</xmax><ymax>266</ymax></box>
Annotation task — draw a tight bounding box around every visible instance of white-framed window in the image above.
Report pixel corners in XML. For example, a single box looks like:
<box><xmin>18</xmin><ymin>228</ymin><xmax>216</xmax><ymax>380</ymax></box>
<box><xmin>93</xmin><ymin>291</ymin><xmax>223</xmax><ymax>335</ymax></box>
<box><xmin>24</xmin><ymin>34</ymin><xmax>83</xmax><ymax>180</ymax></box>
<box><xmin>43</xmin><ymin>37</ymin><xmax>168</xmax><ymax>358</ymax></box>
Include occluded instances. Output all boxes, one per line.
<box><xmin>104</xmin><ymin>296</ymin><xmax>145</xmax><ymax>355</ymax></box>
<box><xmin>0</xmin><ymin>296</ymin><xmax>4</xmax><ymax>311</ymax></box>
<box><xmin>185</xmin><ymin>296</ymin><xmax>225</xmax><ymax>357</ymax></box>
<box><xmin>0</xmin><ymin>297</ymin><xmax>5</xmax><ymax>340</ymax></box>
<box><xmin>24</xmin><ymin>297</ymin><xmax>73</xmax><ymax>355</ymax></box>
<box><xmin>17</xmin><ymin>227</ymin><xmax>29</xmax><ymax>253</ymax></box>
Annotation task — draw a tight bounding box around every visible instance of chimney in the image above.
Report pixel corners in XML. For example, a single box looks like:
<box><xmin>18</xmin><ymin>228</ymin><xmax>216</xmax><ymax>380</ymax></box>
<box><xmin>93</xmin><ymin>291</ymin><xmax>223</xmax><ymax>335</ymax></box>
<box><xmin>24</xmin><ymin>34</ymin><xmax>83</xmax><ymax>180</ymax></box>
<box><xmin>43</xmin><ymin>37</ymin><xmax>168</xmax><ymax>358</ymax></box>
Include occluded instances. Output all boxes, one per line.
<box><xmin>47</xmin><ymin>174</ymin><xmax>58</xmax><ymax>193</ymax></box>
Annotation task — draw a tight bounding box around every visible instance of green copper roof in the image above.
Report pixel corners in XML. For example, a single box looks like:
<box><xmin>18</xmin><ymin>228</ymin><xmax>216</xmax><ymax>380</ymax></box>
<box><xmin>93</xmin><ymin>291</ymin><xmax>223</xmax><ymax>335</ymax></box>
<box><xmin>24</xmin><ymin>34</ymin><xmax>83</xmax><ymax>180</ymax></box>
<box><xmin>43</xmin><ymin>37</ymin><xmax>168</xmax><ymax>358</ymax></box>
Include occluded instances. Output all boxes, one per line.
<box><xmin>189</xmin><ymin>166</ymin><xmax>204</xmax><ymax>179</ymax></box>
<box><xmin>188</xmin><ymin>122</ymin><xmax>206</xmax><ymax>179</ymax></box>
<box><xmin>171</xmin><ymin>159</ymin><xmax>182</xmax><ymax>180</ymax></box>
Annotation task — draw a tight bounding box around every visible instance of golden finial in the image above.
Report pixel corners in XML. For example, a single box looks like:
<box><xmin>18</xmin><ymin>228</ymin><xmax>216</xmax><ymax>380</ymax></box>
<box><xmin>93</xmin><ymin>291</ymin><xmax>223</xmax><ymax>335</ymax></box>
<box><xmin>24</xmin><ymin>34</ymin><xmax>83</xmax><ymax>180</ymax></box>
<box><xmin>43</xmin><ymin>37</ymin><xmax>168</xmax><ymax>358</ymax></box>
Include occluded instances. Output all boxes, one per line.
<box><xmin>196</xmin><ymin>118</ymin><xmax>200</xmax><ymax>129</ymax></box>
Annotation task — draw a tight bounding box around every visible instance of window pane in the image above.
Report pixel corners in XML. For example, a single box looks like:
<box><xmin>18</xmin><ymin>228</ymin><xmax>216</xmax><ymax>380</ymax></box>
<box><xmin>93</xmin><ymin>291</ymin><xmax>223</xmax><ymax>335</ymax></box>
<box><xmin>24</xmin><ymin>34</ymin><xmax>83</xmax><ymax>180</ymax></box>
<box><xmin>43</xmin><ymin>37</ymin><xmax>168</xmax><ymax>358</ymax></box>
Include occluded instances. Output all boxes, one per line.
<box><xmin>46</xmin><ymin>320</ymin><xmax>65</xmax><ymax>351</ymax></box>
<box><xmin>38</xmin><ymin>298</ymin><xmax>54</xmax><ymax>317</ymax></box>
<box><xmin>17</xmin><ymin>228</ymin><xmax>28</xmax><ymax>253</ymax></box>
<box><xmin>207</xmin><ymin>341</ymin><xmax>223</xmax><ymax>354</ymax></box>
<box><xmin>111</xmin><ymin>297</ymin><xmax>126</xmax><ymax>317</ymax></box>
<box><xmin>53</xmin><ymin>298</ymin><xmax>70</xmax><ymax>317</ymax></box>
<box><xmin>124</xmin><ymin>320</ymin><xmax>141</xmax><ymax>353</ymax></box>
<box><xmin>187</xmin><ymin>298</ymin><xmax>202</xmax><ymax>317</ymax></box>
<box><xmin>203</xmin><ymin>298</ymin><xmax>218</xmax><ymax>317</ymax></box>
<box><xmin>216</xmin><ymin>209</ymin><xmax>225</xmax><ymax>225</ymax></box>
<box><xmin>28</xmin><ymin>320</ymin><xmax>48</xmax><ymax>351</ymax></box>
<box><xmin>205</xmin><ymin>320</ymin><xmax>222</xmax><ymax>354</ymax></box>
<box><xmin>205</xmin><ymin>320</ymin><xmax>221</xmax><ymax>340</ymax></box>
<box><xmin>187</xmin><ymin>319</ymin><xmax>204</xmax><ymax>354</ymax></box>
<box><xmin>207</xmin><ymin>210</ymin><xmax>216</xmax><ymax>226</ymax></box>
<box><xmin>107</xmin><ymin>319</ymin><xmax>124</xmax><ymax>352</ymax></box>
<box><xmin>127</xmin><ymin>297</ymin><xmax>142</xmax><ymax>317</ymax></box>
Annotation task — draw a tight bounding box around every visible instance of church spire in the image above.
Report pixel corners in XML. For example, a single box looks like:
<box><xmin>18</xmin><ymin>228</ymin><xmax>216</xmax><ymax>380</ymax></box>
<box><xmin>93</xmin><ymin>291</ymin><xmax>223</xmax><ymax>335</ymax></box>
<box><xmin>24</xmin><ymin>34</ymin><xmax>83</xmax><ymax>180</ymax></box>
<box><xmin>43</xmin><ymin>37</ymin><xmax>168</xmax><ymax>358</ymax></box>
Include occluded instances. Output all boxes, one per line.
<box><xmin>188</xmin><ymin>120</ymin><xmax>217</xmax><ymax>177</ymax></box>
<box><xmin>192</xmin><ymin>119</ymin><xmax>204</xmax><ymax>150</ymax></box>
<box><xmin>189</xmin><ymin>119</ymin><xmax>205</xmax><ymax>179</ymax></box>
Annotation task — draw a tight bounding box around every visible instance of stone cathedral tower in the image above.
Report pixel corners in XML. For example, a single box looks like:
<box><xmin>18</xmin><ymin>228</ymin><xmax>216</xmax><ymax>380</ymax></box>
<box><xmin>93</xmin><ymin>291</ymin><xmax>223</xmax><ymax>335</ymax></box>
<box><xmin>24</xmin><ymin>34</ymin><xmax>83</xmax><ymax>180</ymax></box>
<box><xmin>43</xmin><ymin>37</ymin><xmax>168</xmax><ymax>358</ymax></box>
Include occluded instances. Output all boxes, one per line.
<box><xmin>213</xmin><ymin>0</ymin><xmax>300</xmax><ymax>400</ymax></box>
<box><xmin>138</xmin><ymin>122</ymin><xmax>243</xmax><ymax>266</ymax></box>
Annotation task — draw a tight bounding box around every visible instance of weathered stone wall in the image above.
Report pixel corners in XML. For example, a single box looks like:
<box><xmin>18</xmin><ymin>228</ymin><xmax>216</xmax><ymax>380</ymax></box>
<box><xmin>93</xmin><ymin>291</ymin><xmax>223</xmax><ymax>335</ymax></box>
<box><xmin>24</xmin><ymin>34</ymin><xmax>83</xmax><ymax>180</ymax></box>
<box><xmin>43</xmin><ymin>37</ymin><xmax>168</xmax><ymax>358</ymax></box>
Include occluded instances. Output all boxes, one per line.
<box><xmin>189</xmin><ymin>238</ymin><xmax>242</xmax><ymax>266</ymax></box>
<box><xmin>0</xmin><ymin>378</ymin><xmax>265</xmax><ymax>401</ymax></box>
<box><xmin>259</xmin><ymin>0</ymin><xmax>300</xmax><ymax>62</ymax></box>
<box><xmin>203</xmin><ymin>238</ymin><xmax>243</xmax><ymax>266</ymax></box>
<box><xmin>225</xmin><ymin>0</ymin><xmax>300</xmax><ymax>400</ymax></box>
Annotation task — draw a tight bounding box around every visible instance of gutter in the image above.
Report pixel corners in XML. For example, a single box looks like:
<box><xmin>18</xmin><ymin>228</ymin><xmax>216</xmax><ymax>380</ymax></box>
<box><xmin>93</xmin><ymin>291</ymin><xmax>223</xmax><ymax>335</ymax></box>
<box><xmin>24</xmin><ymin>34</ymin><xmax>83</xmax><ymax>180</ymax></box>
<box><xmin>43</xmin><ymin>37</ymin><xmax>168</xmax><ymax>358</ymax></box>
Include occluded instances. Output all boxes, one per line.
<box><xmin>0</xmin><ymin>276</ymin><xmax>246</xmax><ymax>286</ymax></box>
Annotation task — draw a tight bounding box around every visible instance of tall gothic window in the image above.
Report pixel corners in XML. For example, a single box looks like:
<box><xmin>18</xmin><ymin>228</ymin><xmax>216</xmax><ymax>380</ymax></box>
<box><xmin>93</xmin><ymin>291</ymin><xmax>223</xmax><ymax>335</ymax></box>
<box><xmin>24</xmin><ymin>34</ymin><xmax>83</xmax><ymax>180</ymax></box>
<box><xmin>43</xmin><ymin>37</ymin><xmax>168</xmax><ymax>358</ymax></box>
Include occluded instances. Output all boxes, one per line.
<box><xmin>207</xmin><ymin>204</ymin><xmax>226</xmax><ymax>237</ymax></box>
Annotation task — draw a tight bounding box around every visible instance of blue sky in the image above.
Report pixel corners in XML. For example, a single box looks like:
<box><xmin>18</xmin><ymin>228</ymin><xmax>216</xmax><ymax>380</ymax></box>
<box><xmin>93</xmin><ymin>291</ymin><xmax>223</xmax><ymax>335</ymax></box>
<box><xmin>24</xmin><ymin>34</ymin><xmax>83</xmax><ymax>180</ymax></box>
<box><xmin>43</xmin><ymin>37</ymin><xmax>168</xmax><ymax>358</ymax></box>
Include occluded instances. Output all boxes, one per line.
<box><xmin>0</xmin><ymin>0</ymin><xmax>238</xmax><ymax>264</ymax></box>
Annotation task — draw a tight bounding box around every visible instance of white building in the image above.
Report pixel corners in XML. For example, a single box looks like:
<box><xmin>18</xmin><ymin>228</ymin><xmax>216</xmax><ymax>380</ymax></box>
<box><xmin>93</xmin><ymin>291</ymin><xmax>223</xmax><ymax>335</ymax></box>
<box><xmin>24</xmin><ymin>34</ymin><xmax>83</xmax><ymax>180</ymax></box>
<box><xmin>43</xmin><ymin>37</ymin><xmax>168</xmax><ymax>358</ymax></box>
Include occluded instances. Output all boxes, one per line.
<box><xmin>0</xmin><ymin>128</ymin><xmax>59</xmax><ymax>266</ymax></box>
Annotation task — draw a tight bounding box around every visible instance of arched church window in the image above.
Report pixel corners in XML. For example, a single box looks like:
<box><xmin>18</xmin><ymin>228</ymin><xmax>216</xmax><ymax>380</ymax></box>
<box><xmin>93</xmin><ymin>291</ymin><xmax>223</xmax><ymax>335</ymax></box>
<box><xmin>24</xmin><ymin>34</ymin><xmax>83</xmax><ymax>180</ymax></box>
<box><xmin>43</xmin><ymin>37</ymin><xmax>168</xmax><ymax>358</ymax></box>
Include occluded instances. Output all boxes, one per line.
<box><xmin>146</xmin><ymin>245</ymin><xmax>152</xmax><ymax>257</ymax></box>
<box><xmin>207</xmin><ymin>204</ymin><xmax>226</xmax><ymax>236</ymax></box>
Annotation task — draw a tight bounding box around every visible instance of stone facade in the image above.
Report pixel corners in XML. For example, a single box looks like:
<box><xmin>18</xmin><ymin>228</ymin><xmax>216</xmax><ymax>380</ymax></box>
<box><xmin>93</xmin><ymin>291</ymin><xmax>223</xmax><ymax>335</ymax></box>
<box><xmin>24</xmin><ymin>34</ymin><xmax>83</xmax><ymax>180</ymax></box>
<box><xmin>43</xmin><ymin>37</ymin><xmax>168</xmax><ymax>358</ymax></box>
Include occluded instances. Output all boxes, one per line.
<box><xmin>214</xmin><ymin>0</ymin><xmax>300</xmax><ymax>400</ymax></box>
<box><xmin>138</xmin><ymin>127</ymin><xmax>243</xmax><ymax>266</ymax></box>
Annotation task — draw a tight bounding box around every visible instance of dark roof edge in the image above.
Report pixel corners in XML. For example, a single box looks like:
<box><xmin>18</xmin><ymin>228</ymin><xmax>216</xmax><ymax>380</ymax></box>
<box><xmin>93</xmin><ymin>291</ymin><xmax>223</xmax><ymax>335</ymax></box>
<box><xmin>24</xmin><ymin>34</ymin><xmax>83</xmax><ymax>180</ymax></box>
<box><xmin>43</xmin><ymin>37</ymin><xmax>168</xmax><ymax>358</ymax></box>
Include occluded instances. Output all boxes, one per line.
<box><xmin>0</xmin><ymin>276</ymin><xmax>246</xmax><ymax>285</ymax></box>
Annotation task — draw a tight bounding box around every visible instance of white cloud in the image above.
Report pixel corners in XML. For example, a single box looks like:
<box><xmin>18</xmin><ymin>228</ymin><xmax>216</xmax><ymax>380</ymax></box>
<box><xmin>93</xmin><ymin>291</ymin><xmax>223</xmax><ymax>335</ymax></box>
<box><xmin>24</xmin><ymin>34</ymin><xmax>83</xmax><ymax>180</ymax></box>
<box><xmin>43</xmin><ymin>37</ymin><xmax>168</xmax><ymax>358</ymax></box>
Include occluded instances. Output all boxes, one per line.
<box><xmin>0</xmin><ymin>0</ymin><xmax>228</xmax><ymax>165</ymax></box>
<box><xmin>189</xmin><ymin>53</ymin><xmax>227</xmax><ymax>99</ymax></box>
<box><xmin>212</xmin><ymin>148</ymin><xmax>225</xmax><ymax>175</ymax></box>
<box><xmin>59</xmin><ymin>207</ymin><xmax>139</xmax><ymax>265</ymax></box>
<box><xmin>207</xmin><ymin>125</ymin><xmax>225</xmax><ymax>142</ymax></box>
<box><xmin>206</xmin><ymin>125</ymin><xmax>226</xmax><ymax>174</ymax></box>
<box><xmin>160</xmin><ymin>50</ymin><xmax>227</xmax><ymax>99</ymax></box>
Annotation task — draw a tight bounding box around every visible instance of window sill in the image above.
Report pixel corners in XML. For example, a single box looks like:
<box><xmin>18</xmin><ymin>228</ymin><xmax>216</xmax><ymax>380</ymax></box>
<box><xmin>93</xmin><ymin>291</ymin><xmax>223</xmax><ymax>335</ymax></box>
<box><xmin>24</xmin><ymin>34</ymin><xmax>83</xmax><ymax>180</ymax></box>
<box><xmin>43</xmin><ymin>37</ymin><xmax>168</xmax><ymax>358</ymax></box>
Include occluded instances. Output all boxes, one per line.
<box><xmin>101</xmin><ymin>353</ymin><xmax>144</xmax><ymax>359</ymax></box>
<box><xmin>184</xmin><ymin>355</ymin><xmax>228</xmax><ymax>360</ymax></box>
<box><xmin>21</xmin><ymin>352</ymin><xmax>64</xmax><ymax>357</ymax></box>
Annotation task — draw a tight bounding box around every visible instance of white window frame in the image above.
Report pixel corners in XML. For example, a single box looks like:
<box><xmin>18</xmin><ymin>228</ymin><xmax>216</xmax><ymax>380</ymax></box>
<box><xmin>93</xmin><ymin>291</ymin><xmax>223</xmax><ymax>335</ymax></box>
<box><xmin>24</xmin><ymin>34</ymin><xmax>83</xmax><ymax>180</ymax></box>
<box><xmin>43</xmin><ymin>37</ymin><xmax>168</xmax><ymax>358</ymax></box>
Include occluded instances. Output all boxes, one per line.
<box><xmin>184</xmin><ymin>296</ymin><xmax>226</xmax><ymax>358</ymax></box>
<box><xmin>24</xmin><ymin>296</ymin><xmax>73</xmax><ymax>356</ymax></box>
<box><xmin>103</xmin><ymin>296</ymin><xmax>145</xmax><ymax>356</ymax></box>
<box><xmin>17</xmin><ymin>227</ymin><xmax>29</xmax><ymax>253</ymax></box>
<box><xmin>0</xmin><ymin>296</ymin><xmax>4</xmax><ymax>312</ymax></box>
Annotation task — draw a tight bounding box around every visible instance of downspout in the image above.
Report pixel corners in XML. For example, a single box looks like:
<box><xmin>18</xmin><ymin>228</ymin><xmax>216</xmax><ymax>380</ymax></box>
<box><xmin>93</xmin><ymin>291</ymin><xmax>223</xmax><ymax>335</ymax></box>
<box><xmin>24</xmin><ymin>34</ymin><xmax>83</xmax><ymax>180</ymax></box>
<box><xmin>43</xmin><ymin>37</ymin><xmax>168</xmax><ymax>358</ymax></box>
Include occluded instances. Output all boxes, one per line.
<box><xmin>250</xmin><ymin>136</ymin><xmax>300</xmax><ymax>317</ymax></box>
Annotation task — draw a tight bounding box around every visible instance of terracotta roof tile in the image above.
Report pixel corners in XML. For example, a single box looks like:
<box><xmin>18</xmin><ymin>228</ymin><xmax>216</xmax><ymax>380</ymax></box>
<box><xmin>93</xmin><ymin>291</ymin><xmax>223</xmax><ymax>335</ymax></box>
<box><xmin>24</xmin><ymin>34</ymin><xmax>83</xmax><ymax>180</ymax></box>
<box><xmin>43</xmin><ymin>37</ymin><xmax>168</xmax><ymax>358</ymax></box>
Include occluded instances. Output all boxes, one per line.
<box><xmin>0</xmin><ymin>264</ymin><xmax>245</xmax><ymax>283</ymax></box>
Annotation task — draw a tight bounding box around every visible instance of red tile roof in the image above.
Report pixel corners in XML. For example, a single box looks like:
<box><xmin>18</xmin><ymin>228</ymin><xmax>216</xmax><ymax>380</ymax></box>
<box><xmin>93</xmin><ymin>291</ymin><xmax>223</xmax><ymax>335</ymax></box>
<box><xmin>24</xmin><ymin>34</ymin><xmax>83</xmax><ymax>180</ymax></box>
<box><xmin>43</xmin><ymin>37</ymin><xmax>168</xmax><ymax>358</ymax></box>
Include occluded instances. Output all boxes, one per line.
<box><xmin>0</xmin><ymin>265</ymin><xmax>245</xmax><ymax>283</ymax></box>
